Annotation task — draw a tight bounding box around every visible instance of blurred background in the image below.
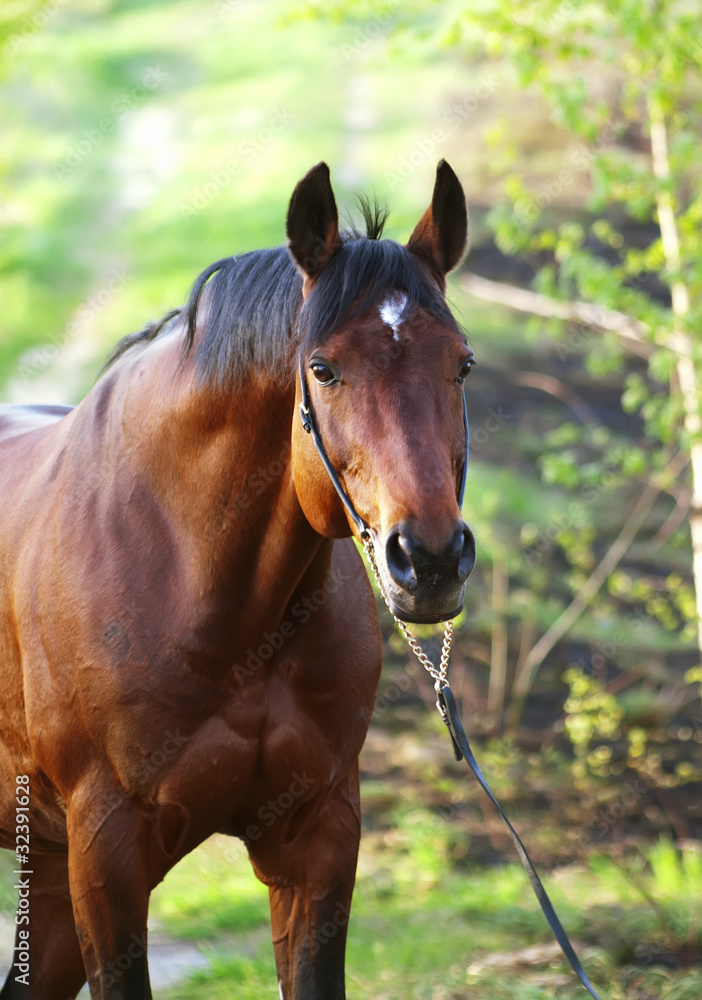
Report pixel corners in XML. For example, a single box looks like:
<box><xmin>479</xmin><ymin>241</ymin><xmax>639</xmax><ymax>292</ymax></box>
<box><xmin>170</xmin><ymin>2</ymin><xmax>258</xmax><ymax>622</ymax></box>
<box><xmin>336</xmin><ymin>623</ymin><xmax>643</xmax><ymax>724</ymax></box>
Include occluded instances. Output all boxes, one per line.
<box><xmin>1</xmin><ymin>1</ymin><xmax>701</xmax><ymax>997</ymax></box>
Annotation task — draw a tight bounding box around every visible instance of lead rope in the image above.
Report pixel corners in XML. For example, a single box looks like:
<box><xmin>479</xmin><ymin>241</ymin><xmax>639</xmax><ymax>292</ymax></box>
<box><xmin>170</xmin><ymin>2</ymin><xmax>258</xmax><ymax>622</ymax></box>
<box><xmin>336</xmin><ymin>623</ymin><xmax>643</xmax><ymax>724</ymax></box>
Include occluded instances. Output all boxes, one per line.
<box><xmin>361</xmin><ymin>531</ymin><xmax>603</xmax><ymax>1000</ymax></box>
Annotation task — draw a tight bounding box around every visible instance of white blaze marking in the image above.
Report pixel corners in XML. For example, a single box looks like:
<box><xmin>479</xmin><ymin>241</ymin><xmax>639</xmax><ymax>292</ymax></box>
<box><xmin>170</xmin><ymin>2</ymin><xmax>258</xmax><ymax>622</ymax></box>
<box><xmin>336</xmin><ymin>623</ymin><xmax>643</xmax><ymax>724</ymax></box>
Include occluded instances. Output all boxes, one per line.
<box><xmin>279</xmin><ymin>981</ymin><xmax>285</xmax><ymax>1000</ymax></box>
<box><xmin>379</xmin><ymin>293</ymin><xmax>408</xmax><ymax>341</ymax></box>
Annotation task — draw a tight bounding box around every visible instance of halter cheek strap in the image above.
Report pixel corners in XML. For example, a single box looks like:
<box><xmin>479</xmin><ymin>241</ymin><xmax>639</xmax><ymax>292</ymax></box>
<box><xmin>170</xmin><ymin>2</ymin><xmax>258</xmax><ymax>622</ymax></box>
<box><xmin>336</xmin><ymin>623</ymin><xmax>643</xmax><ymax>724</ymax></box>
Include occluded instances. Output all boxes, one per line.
<box><xmin>298</xmin><ymin>356</ymin><xmax>372</xmax><ymax>540</ymax></box>
<box><xmin>457</xmin><ymin>382</ymin><xmax>469</xmax><ymax>507</ymax></box>
<box><xmin>298</xmin><ymin>355</ymin><xmax>469</xmax><ymax>539</ymax></box>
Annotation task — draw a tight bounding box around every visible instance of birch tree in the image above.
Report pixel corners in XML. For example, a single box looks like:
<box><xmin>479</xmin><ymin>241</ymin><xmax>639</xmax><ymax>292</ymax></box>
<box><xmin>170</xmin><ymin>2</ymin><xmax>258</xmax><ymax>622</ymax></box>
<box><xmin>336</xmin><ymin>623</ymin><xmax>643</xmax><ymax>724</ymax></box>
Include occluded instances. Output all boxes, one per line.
<box><xmin>442</xmin><ymin>0</ymin><xmax>702</xmax><ymax>716</ymax></box>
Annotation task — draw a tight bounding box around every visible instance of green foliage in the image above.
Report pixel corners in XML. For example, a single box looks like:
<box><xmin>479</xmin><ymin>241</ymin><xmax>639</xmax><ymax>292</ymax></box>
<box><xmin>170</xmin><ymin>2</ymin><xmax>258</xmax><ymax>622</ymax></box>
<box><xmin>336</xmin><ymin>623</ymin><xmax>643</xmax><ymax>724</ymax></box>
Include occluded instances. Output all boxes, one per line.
<box><xmin>563</xmin><ymin>665</ymin><xmax>623</xmax><ymax>770</ymax></box>
<box><xmin>0</xmin><ymin>1</ymin><xmax>46</xmax><ymax>69</ymax></box>
<box><xmin>648</xmin><ymin>837</ymin><xmax>702</xmax><ymax>902</ymax></box>
<box><xmin>430</xmin><ymin>0</ymin><xmax>702</xmax><ymax>467</ymax></box>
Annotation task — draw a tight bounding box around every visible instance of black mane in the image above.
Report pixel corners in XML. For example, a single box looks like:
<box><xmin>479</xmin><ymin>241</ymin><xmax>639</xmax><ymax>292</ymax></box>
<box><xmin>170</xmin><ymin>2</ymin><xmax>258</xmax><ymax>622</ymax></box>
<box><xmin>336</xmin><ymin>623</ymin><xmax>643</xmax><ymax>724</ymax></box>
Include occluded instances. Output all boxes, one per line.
<box><xmin>104</xmin><ymin>201</ymin><xmax>459</xmax><ymax>387</ymax></box>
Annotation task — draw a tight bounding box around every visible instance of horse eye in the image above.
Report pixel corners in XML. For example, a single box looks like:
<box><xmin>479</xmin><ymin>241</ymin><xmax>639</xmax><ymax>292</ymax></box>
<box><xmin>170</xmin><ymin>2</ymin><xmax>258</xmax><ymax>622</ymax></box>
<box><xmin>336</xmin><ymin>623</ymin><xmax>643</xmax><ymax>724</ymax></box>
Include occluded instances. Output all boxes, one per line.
<box><xmin>457</xmin><ymin>358</ymin><xmax>473</xmax><ymax>384</ymax></box>
<box><xmin>310</xmin><ymin>362</ymin><xmax>337</xmax><ymax>386</ymax></box>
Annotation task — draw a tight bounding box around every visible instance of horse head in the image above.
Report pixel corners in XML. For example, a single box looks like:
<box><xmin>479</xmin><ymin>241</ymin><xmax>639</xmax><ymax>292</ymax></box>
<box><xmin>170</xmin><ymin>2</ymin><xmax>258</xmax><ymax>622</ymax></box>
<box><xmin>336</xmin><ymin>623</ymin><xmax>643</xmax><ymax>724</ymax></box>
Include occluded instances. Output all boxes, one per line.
<box><xmin>289</xmin><ymin>161</ymin><xmax>476</xmax><ymax>624</ymax></box>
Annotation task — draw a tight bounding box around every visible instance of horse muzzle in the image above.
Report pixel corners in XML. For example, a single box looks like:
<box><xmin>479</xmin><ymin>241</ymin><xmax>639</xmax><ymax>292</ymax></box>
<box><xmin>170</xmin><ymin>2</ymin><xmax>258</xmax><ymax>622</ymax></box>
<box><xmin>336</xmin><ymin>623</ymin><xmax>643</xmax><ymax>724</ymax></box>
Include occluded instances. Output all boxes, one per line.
<box><xmin>377</xmin><ymin>520</ymin><xmax>476</xmax><ymax>624</ymax></box>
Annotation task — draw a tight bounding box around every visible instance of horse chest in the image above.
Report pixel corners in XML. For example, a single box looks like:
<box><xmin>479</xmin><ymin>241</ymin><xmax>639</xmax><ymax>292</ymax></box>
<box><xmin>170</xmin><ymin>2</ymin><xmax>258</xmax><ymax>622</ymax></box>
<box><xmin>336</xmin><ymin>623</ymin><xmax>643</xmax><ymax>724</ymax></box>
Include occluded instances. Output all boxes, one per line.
<box><xmin>153</xmin><ymin>659</ymin><xmax>365</xmax><ymax>828</ymax></box>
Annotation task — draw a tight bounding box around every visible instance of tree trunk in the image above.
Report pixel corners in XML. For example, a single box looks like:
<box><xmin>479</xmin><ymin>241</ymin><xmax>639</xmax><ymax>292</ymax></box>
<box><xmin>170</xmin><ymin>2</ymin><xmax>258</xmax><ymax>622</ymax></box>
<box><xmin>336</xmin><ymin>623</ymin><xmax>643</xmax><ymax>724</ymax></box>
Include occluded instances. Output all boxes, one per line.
<box><xmin>649</xmin><ymin>101</ymin><xmax>702</xmax><ymax>663</ymax></box>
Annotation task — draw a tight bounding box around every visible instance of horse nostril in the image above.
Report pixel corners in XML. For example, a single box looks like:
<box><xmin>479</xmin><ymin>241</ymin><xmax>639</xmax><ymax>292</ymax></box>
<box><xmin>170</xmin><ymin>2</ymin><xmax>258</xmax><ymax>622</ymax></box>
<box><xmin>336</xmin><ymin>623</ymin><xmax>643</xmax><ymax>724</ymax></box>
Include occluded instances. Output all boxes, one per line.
<box><xmin>385</xmin><ymin>522</ymin><xmax>475</xmax><ymax>592</ymax></box>
<box><xmin>458</xmin><ymin>524</ymin><xmax>476</xmax><ymax>583</ymax></box>
<box><xmin>385</xmin><ymin>529</ymin><xmax>419</xmax><ymax>592</ymax></box>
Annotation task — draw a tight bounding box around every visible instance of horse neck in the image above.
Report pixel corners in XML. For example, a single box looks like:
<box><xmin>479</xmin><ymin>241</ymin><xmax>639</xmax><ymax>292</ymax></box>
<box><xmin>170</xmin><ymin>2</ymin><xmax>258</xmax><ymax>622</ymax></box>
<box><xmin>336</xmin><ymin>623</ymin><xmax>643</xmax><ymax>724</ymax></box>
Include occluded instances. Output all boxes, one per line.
<box><xmin>107</xmin><ymin>334</ymin><xmax>320</xmax><ymax>636</ymax></box>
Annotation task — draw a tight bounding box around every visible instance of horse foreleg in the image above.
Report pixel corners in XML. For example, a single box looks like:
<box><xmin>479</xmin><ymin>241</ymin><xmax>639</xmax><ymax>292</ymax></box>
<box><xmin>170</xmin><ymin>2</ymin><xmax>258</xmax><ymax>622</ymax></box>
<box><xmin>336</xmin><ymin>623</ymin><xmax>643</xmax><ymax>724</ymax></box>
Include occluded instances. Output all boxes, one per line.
<box><xmin>65</xmin><ymin>783</ymin><xmax>159</xmax><ymax>1000</ymax></box>
<box><xmin>0</xmin><ymin>851</ymin><xmax>86</xmax><ymax>1000</ymax></box>
<box><xmin>268</xmin><ymin>880</ymin><xmax>355</xmax><ymax>1000</ymax></box>
<box><xmin>256</xmin><ymin>768</ymin><xmax>361</xmax><ymax>1000</ymax></box>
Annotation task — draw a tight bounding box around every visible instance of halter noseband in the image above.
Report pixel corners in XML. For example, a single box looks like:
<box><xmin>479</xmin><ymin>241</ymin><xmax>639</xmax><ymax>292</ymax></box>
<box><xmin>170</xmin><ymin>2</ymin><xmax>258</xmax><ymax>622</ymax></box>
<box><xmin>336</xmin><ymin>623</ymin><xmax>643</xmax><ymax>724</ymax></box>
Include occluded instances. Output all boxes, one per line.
<box><xmin>298</xmin><ymin>355</ymin><xmax>469</xmax><ymax>540</ymax></box>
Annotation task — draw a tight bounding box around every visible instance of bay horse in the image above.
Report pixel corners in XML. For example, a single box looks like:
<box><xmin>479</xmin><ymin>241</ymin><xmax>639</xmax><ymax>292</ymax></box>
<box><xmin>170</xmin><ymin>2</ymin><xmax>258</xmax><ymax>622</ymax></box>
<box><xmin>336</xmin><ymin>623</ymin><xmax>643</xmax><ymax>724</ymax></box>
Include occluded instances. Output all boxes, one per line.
<box><xmin>0</xmin><ymin>160</ymin><xmax>475</xmax><ymax>999</ymax></box>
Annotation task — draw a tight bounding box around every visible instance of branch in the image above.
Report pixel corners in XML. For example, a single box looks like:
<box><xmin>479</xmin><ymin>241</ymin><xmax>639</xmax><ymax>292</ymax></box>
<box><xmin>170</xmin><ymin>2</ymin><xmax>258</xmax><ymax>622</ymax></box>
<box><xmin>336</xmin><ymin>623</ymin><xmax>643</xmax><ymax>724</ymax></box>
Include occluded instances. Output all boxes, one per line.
<box><xmin>461</xmin><ymin>272</ymin><xmax>652</xmax><ymax>358</ymax></box>
<box><xmin>512</xmin><ymin>372</ymin><xmax>601</xmax><ymax>427</ymax></box>
<box><xmin>506</xmin><ymin>449</ymin><xmax>689</xmax><ymax>731</ymax></box>
<box><xmin>646</xmin><ymin>484</ymin><xmax>692</xmax><ymax>552</ymax></box>
<box><xmin>486</xmin><ymin>544</ymin><xmax>509</xmax><ymax>730</ymax></box>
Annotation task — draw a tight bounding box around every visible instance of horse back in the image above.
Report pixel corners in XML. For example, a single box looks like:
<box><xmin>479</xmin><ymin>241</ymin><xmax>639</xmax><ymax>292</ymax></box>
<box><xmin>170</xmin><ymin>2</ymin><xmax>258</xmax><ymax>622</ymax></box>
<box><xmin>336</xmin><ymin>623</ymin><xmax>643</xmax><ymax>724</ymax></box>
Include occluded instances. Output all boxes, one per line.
<box><xmin>0</xmin><ymin>403</ymin><xmax>73</xmax><ymax>444</ymax></box>
<box><xmin>0</xmin><ymin>402</ymin><xmax>75</xmax><ymax>554</ymax></box>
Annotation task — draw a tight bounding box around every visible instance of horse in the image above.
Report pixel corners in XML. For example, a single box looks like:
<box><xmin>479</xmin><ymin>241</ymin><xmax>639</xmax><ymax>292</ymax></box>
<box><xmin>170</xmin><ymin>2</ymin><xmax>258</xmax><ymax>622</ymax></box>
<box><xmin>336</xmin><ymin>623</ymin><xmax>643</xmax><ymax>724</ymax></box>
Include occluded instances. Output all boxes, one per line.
<box><xmin>0</xmin><ymin>159</ymin><xmax>476</xmax><ymax>999</ymax></box>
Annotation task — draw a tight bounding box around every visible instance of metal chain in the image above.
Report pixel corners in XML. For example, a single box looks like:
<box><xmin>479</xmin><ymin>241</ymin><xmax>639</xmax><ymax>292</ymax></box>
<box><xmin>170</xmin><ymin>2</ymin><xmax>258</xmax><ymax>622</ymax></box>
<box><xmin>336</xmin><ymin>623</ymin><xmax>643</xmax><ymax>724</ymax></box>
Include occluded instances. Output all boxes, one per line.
<box><xmin>362</xmin><ymin>535</ymin><xmax>453</xmax><ymax>691</ymax></box>
<box><xmin>364</xmin><ymin>532</ymin><xmax>601</xmax><ymax>1000</ymax></box>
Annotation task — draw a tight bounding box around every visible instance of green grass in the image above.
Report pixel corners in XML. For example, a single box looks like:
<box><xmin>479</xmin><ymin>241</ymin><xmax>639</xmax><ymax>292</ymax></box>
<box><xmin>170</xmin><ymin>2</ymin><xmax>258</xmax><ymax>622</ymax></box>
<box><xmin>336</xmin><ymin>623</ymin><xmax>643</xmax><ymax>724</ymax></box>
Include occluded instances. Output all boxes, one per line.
<box><xmin>144</xmin><ymin>822</ymin><xmax>702</xmax><ymax>1000</ymax></box>
<box><xmin>1</xmin><ymin>826</ymin><xmax>699</xmax><ymax>997</ymax></box>
<box><xmin>0</xmin><ymin>850</ymin><xmax>19</xmax><ymax>913</ymax></box>
<box><xmin>149</xmin><ymin>837</ymin><xmax>270</xmax><ymax>940</ymax></box>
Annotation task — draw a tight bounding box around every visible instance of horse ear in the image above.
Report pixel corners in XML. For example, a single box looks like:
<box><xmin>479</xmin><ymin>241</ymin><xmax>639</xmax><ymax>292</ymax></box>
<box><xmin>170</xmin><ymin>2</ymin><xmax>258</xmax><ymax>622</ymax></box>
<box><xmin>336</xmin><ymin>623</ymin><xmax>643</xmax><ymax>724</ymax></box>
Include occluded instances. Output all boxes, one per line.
<box><xmin>406</xmin><ymin>160</ymin><xmax>469</xmax><ymax>283</ymax></box>
<box><xmin>286</xmin><ymin>162</ymin><xmax>342</xmax><ymax>281</ymax></box>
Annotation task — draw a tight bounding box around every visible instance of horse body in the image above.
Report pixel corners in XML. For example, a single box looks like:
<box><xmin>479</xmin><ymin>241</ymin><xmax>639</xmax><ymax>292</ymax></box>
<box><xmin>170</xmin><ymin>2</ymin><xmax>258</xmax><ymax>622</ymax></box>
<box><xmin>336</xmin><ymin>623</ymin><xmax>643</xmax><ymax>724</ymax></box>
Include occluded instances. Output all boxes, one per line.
<box><xmin>0</xmin><ymin>160</ymin><xmax>473</xmax><ymax>998</ymax></box>
<box><xmin>1</xmin><ymin>321</ymin><xmax>380</xmax><ymax>999</ymax></box>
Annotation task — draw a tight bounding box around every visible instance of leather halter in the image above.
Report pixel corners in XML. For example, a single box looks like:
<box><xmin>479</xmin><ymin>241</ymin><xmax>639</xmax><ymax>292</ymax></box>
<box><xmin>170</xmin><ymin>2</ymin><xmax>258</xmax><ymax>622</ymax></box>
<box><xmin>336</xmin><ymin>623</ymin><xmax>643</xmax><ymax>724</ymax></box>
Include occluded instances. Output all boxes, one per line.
<box><xmin>298</xmin><ymin>355</ymin><xmax>469</xmax><ymax>539</ymax></box>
